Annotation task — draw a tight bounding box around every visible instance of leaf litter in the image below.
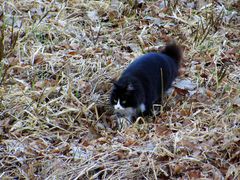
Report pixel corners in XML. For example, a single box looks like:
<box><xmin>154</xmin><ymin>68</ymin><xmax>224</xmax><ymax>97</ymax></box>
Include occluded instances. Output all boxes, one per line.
<box><xmin>0</xmin><ymin>0</ymin><xmax>240</xmax><ymax>179</ymax></box>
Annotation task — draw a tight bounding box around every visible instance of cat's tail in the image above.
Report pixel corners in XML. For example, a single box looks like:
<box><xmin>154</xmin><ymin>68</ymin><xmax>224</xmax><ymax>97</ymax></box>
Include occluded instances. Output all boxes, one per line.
<box><xmin>161</xmin><ymin>42</ymin><xmax>182</xmax><ymax>65</ymax></box>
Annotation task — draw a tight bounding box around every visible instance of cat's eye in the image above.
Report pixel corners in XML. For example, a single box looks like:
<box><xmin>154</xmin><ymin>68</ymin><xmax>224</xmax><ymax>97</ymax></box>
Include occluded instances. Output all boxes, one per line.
<box><xmin>113</xmin><ymin>99</ymin><xmax>118</xmax><ymax>103</ymax></box>
<box><xmin>122</xmin><ymin>100</ymin><xmax>127</xmax><ymax>104</ymax></box>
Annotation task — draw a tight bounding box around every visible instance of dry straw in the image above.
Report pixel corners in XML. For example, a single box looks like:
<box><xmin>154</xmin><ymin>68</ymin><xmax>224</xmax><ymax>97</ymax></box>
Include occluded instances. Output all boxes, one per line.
<box><xmin>0</xmin><ymin>0</ymin><xmax>239</xmax><ymax>179</ymax></box>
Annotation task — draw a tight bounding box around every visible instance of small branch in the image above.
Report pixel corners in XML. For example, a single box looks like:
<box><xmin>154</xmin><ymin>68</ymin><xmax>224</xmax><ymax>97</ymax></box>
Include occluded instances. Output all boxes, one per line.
<box><xmin>94</xmin><ymin>24</ymin><xmax>102</xmax><ymax>45</ymax></box>
<box><xmin>37</xmin><ymin>10</ymin><xmax>50</xmax><ymax>26</ymax></box>
<box><xmin>0</xmin><ymin>64</ymin><xmax>9</xmax><ymax>86</ymax></box>
<box><xmin>0</xmin><ymin>8</ymin><xmax>4</xmax><ymax>62</ymax></box>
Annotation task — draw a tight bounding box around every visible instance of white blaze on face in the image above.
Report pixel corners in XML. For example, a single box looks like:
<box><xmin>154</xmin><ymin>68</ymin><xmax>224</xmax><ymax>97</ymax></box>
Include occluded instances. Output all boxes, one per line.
<box><xmin>114</xmin><ymin>99</ymin><xmax>124</xmax><ymax>110</ymax></box>
<box><xmin>114</xmin><ymin>99</ymin><xmax>136</xmax><ymax>119</ymax></box>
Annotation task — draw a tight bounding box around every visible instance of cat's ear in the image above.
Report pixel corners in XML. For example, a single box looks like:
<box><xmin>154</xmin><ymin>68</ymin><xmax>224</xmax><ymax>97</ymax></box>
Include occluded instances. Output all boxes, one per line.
<box><xmin>110</xmin><ymin>79</ymin><xmax>118</xmax><ymax>88</ymax></box>
<box><xmin>112</xmin><ymin>82</ymin><xmax>120</xmax><ymax>90</ymax></box>
<box><xmin>113</xmin><ymin>82</ymin><xmax>119</xmax><ymax>87</ymax></box>
<box><xmin>127</xmin><ymin>83</ymin><xmax>134</xmax><ymax>91</ymax></box>
<box><xmin>110</xmin><ymin>78</ymin><xmax>116</xmax><ymax>84</ymax></box>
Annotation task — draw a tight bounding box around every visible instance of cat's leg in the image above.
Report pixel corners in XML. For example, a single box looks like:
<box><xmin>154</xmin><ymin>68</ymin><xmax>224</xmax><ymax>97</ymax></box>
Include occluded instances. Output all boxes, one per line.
<box><xmin>137</xmin><ymin>102</ymin><xmax>152</xmax><ymax>117</ymax></box>
<box><xmin>139</xmin><ymin>103</ymin><xmax>146</xmax><ymax>113</ymax></box>
<box><xmin>142</xmin><ymin>108</ymin><xmax>153</xmax><ymax>116</ymax></box>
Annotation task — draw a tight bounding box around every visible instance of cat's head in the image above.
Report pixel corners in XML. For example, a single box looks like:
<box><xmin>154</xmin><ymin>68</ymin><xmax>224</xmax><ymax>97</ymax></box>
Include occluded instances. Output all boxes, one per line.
<box><xmin>110</xmin><ymin>81</ymin><xmax>138</xmax><ymax>111</ymax></box>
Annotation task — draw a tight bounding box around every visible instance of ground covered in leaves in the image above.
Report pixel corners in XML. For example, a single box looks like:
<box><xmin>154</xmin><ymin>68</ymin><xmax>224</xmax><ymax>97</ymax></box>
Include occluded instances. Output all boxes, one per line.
<box><xmin>0</xmin><ymin>0</ymin><xmax>239</xmax><ymax>179</ymax></box>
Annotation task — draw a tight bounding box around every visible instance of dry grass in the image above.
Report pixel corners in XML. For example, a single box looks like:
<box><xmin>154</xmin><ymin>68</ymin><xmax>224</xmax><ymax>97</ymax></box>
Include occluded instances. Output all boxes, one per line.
<box><xmin>0</xmin><ymin>0</ymin><xmax>239</xmax><ymax>179</ymax></box>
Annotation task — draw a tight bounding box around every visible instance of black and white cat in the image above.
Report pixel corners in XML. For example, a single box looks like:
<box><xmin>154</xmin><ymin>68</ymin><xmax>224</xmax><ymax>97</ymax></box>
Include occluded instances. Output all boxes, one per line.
<box><xmin>110</xmin><ymin>42</ymin><xmax>182</xmax><ymax>126</ymax></box>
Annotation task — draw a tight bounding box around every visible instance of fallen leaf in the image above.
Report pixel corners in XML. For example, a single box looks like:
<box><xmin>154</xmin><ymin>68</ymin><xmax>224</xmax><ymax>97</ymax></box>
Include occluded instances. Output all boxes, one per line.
<box><xmin>174</xmin><ymin>87</ymin><xmax>189</xmax><ymax>96</ymax></box>
<box><xmin>34</xmin><ymin>80</ymin><xmax>46</xmax><ymax>89</ymax></box>
<box><xmin>87</xmin><ymin>10</ymin><xmax>99</xmax><ymax>22</ymax></box>
<box><xmin>172</xmin><ymin>164</ymin><xmax>185</xmax><ymax>175</ymax></box>
<box><xmin>68</xmin><ymin>51</ymin><xmax>78</xmax><ymax>56</ymax></box>
<box><xmin>127</xmin><ymin>43</ymin><xmax>141</xmax><ymax>52</ymax></box>
<box><xmin>178</xmin><ymin>140</ymin><xmax>198</xmax><ymax>151</ymax></box>
<box><xmin>180</xmin><ymin>108</ymin><xmax>191</xmax><ymax>116</ymax></box>
<box><xmin>10</xmin><ymin>121</ymin><xmax>23</xmax><ymax>132</ymax></box>
<box><xmin>187</xmin><ymin>170</ymin><xmax>201</xmax><ymax>178</ymax></box>
<box><xmin>233</xmin><ymin>97</ymin><xmax>240</xmax><ymax>107</ymax></box>
<box><xmin>81</xmin><ymin>139</ymin><xmax>90</xmax><ymax>147</ymax></box>
<box><xmin>97</xmin><ymin>137</ymin><xmax>109</xmax><ymax>144</ymax></box>
<box><xmin>206</xmin><ymin>89</ymin><xmax>214</xmax><ymax>98</ymax></box>
<box><xmin>155</xmin><ymin>125</ymin><xmax>172</xmax><ymax>136</ymax></box>
<box><xmin>124</xmin><ymin>138</ymin><xmax>139</xmax><ymax>146</ymax></box>
<box><xmin>114</xmin><ymin>149</ymin><xmax>129</xmax><ymax>160</ymax></box>
<box><xmin>173</xmin><ymin>79</ymin><xmax>197</xmax><ymax>91</ymax></box>
<box><xmin>34</xmin><ymin>54</ymin><xmax>44</xmax><ymax>64</ymax></box>
<box><xmin>7</xmin><ymin>57</ymin><xmax>19</xmax><ymax>66</ymax></box>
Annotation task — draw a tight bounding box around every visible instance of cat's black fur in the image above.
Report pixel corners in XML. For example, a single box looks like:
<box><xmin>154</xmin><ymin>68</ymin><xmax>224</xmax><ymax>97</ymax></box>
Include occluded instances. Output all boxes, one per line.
<box><xmin>110</xmin><ymin>42</ymin><xmax>182</xmax><ymax>120</ymax></box>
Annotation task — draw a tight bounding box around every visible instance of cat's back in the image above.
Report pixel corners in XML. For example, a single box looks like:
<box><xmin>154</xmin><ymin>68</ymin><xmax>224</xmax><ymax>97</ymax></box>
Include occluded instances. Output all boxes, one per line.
<box><xmin>122</xmin><ymin>52</ymin><xmax>176</xmax><ymax>77</ymax></box>
<box><xmin>124</xmin><ymin>42</ymin><xmax>181</xmax><ymax>73</ymax></box>
<box><xmin>119</xmin><ymin>43</ymin><xmax>182</xmax><ymax>87</ymax></box>
<box><xmin>132</xmin><ymin>52</ymin><xmax>171</xmax><ymax>66</ymax></box>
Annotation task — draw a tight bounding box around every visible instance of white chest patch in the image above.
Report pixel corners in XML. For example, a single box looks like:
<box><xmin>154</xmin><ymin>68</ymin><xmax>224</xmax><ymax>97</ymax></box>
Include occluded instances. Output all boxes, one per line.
<box><xmin>114</xmin><ymin>100</ymin><xmax>124</xmax><ymax>110</ymax></box>
<box><xmin>139</xmin><ymin>103</ymin><xmax>146</xmax><ymax>112</ymax></box>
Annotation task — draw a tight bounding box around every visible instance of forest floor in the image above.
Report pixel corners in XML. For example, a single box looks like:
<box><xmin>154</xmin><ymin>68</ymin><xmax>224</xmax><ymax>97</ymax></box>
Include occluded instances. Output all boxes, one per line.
<box><xmin>0</xmin><ymin>0</ymin><xmax>239</xmax><ymax>179</ymax></box>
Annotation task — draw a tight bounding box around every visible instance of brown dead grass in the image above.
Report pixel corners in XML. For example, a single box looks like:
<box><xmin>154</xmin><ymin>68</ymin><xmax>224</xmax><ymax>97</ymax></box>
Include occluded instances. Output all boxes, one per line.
<box><xmin>0</xmin><ymin>0</ymin><xmax>239</xmax><ymax>179</ymax></box>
